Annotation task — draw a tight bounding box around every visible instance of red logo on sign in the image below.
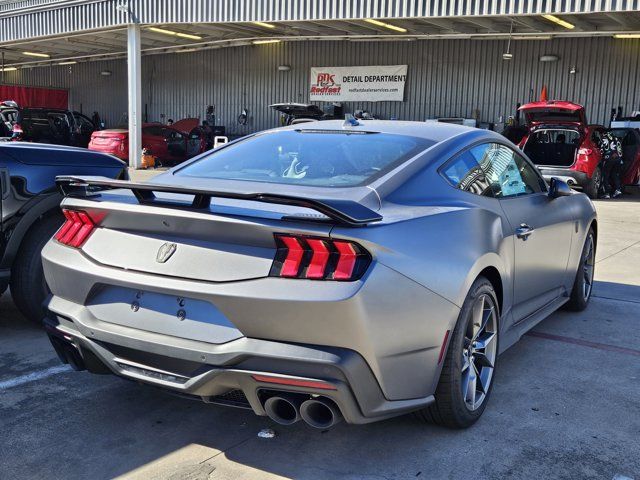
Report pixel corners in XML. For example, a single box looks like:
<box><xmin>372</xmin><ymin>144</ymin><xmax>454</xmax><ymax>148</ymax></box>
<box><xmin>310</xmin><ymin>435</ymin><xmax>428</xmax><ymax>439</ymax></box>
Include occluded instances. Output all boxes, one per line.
<box><xmin>311</xmin><ymin>72</ymin><xmax>341</xmax><ymax>96</ymax></box>
<box><xmin>316</xmin><ymin>73</ymin><xmax>335</xmax><ymax>86</ymax></box>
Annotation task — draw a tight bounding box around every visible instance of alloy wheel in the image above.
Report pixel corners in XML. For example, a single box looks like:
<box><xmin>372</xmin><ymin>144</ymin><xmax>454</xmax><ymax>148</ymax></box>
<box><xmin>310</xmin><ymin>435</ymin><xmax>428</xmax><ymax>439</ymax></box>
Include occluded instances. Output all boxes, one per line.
<box><xmin>582</xmin><ymin>235</ymin><xmax>595</xmax><ymax>301</ymax></box>
<box><xmin>461</xmin><ymin>294</ymin><xmax>498</xmax><ymax>411</ymax></box>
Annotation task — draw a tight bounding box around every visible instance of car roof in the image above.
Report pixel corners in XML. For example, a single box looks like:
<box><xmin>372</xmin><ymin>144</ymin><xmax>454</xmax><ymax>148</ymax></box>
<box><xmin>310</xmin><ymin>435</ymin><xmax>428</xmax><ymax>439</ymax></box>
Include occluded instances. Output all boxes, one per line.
<box><xmin>0</xmin><ymin>142</ymin><xmax>93</xmax><ymax>153</ymax></box>
<box><xmin>275</xmin><ymin>119</ymin><xmax>483</xmax><ymax>143</ymax></box>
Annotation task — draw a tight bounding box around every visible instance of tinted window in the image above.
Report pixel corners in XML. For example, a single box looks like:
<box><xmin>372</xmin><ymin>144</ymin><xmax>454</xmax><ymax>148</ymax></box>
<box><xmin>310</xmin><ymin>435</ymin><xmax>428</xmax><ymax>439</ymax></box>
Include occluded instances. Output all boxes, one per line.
<box><xmin>471</xmin><ymin>143</ymin><xmax>545</xmax><ymax>198</ymax></box>
<box><xmin>176</xmin><ymin>130</ymin><xmax>433</xmax><ymax>187</ymax></box>
<box><xmin>441</xmin><ymin>151</ymin><xmax>494</xmax><ymax>197</ymax></box>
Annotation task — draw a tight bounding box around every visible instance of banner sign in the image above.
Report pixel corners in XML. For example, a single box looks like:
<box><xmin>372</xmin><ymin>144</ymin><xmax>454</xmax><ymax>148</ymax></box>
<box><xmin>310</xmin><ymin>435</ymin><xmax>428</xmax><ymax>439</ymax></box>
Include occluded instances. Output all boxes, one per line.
<box><xmin>309</xmin><ymin>65</ymin><xmax>408</xmax><ymax>102</ymax></box>
<box><xmin>0</xmin><ymin>85</ymin><xmax>68</xmax><ymax>109</ymax></box>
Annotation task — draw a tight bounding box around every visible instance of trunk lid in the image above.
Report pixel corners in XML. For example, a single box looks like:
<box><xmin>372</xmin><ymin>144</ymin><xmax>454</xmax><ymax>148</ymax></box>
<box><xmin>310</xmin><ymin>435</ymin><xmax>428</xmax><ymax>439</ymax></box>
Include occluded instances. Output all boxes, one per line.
<box><xmin>79</xmin><ymin>198</ymin><xmax>300</xmax><ymax>283</ymax></box>
<box><xmin>269</xmin><ymin>103</ymin><xmax>325</xmax><ymax>118</ymax></box>
<box><xmin>57</xmin><ymin>175</ymin><xmax>380</xmax><ymax>283</ymax></box>
<box><xmin>519</xmin><ymin>101</ymin><xmax>587</xmax><ymax>126</ymax></box>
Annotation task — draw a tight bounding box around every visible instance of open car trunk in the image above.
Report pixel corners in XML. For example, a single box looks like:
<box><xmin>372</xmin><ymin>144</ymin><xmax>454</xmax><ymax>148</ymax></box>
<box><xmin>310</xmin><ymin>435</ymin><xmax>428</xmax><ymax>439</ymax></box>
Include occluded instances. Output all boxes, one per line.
<box><xmin>523</xmin><ymin>127</ymin><xmax>582</xmax><ymax>167</ymax></box>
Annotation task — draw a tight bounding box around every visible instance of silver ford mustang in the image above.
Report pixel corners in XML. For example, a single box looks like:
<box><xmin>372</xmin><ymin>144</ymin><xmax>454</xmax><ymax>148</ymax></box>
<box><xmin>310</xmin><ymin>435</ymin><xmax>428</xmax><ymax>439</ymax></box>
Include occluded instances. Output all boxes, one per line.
<box><xmin>42</xmin><ymin>120</ymin><xmax>597</xmax><ymax>429</ymax></box>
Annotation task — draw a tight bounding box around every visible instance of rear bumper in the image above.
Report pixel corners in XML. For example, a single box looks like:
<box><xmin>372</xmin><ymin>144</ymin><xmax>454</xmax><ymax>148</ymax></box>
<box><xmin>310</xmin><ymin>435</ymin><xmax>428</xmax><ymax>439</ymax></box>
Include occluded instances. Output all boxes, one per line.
<box><xmin>44</xmin><ymin>300</ymin><xmax>434</xmax><ymax>424</ymax></box>
<box><xmin>537</xmin><ymin>167</ymin><xmax>589</xmax><ymax>188</ymax></box>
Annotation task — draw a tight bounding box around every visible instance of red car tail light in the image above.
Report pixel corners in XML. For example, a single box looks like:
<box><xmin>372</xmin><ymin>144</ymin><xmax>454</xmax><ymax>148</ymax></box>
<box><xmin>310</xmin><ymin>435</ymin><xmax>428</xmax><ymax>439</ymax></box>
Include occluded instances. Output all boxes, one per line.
<box><xmin>54</xmin><ymin>209</ymin><xmax>96</xmax><ymax>247</ymax></box>
<box><xmin>578</xmin><ymin>148</ymin><xmax>593</xmax><ymax>156</ymax></box>
<box><xmin>271</xmin><ymin>234</ymin><xmax>371</xmax><ymax>281</ymax></box>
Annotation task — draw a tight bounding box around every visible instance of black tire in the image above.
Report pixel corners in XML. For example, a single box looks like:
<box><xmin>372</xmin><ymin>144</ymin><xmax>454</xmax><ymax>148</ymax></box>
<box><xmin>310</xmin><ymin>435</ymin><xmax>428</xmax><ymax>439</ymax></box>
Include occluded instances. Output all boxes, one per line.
<box><xmin>10</xmin><ymin>213</ymin><xmax>63</xmax><ymax>323</ymax></box>
<box><xmin>564</xmin><ymin>228</ymin><xmax>596</xmax><ymax>312</ymax></box>
<box><xmin>416</xmin><ymin>276</ymin><xmax>499</xmax><ymax>428</ymax></box>
<box><xmin>584</xmin><ymin>167</ymin><xmax>602</xmax><ymax>199</ymax></box>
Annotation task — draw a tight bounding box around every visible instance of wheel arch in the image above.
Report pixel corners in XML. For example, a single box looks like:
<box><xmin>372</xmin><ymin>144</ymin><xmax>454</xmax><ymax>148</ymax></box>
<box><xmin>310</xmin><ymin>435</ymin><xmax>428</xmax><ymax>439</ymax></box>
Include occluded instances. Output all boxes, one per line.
<box><xmin>1</xmin><ymin>193</ymin><xmax>63</xmax><ymax>271</ymax></box>
<box><xmin>477</xmin><ymin>266</ymin><xmax>503</xmax><ymax>315</ymax></box>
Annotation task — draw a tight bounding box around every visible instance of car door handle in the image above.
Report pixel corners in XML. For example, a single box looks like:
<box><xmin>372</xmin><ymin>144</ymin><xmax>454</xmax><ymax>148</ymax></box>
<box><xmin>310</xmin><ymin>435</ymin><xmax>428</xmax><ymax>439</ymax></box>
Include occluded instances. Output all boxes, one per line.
<box><xmin>516</xmin><ymin>224</ymin><xmax>534</xmax><ymax>240</ymax></box>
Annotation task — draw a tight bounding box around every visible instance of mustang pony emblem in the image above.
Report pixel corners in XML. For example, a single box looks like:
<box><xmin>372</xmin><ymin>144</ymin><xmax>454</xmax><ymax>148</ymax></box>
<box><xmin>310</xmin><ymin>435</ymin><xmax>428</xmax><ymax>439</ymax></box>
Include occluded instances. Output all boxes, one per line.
<box><xmin>156</xmin><ymin>242</ymin><xmax>177</xmax><ymax>263</ymax></box>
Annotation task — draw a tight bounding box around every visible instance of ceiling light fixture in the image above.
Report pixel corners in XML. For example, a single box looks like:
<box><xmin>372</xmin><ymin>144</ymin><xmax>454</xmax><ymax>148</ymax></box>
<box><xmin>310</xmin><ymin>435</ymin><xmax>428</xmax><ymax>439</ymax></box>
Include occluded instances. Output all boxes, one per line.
<box><xmin>58</xmin><ymin>61</ymin><xmax>77</xmax><ymax>65</ymax></box>
<box><xmin>253</xmin><ymin>21</ymin><xmax>276</xmax><ymax>29</ymax></box>
<box><xmin>614</xmin><ymin>33</ymin><xmax>640</xmax><ymax>39</ymax></box>
<box><xmin>252</xmin><ymin>39</ymin><xmax>281</xmax><ymax>45</ymax></box>
<box><xmin>148</xmin><ymin>27</ymin><xmax>202</xmax><ymax>40</ymax></box>
<box><xmin>0</xmin><ymin>67</ymin><xmax>17</xmax><ymax>72</ymax></box>
<box><xmin>512</xmin><ymin>35</ymin><xmax>553</xmax><ymax>40</ymax></box>
<box><xmin>541</xmin><ymin>14</ymin><xmax>575</xmax><ymax>30</ymax></box>
<box><xmin>364</xmin><ymin>19</ymin><xmax>407</xmax><ymax>33</ymax></box>
<box><xmin>503</xmin><ymin>20</ymin><xmax>514</xmax><ymax>60</ymax></box>
<box><xmin>175</xmin><ymin>32</ymin><xmax>202</xmax><ymax>40</ymax></box>
<box><xmin>22</xmin><ymin>51</ymin><xmax>50</xmax><ymax>58</ymax></box>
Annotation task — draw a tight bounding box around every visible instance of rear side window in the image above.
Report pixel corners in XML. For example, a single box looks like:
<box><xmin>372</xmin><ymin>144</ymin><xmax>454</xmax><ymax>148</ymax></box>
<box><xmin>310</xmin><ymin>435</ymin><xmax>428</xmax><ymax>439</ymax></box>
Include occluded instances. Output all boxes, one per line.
<box><xmin>441</xmin><ymin>151</ymin><xmax>494</xmax><ymax>197</ymax></box>
<box><xmin>176</xmin><ymin>129</ymin><xmax>434</xmax><ymax>187</ymax></box>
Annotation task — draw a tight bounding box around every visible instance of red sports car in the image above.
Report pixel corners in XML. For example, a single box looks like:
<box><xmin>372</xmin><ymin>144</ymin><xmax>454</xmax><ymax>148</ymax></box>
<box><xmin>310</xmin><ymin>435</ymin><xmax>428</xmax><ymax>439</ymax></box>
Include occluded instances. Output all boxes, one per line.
<box><xmin>518</xmin><ymin>101</ymin><xmax>605</xmax><ymax>198</ymax></box>
<box><xmin>88</xmin><ymin>118</ymin><xmax>208</xmax><ymax>164</ymax></box>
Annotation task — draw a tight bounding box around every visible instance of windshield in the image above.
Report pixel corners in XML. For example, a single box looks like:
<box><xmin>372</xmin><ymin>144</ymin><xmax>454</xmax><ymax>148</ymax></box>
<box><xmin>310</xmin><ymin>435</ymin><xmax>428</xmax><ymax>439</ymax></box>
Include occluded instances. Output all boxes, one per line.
<box><xmin>175</xmin><ymin>129</ymin><xmax>433</xmax><ymax>187</ymax></box>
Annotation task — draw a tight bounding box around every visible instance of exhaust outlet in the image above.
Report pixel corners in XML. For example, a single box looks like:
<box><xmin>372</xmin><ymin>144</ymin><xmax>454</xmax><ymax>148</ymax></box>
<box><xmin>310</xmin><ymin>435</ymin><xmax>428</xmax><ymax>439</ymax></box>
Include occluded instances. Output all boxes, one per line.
<box><xmin>300</xmin><ymin>397</ymin><xmax>343</xmax><ymax>429</ymax></box>
<box><xmin>263</xmin><ymin>394</ymin><xmax>304</xmax><ymax>425</ymax></box>
<box><xmin>47</xmin><ymin>334</ymin><xmax>86</xmax><ymax>371</ymax></box>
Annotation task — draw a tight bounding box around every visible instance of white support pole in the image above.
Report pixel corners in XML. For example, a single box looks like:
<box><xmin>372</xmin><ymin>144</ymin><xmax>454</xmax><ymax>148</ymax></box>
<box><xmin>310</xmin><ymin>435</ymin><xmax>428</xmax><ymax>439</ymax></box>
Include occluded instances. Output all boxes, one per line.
<box><xmin>127</xmin><ymin>23</ymin><xmax>142</xmax><ymax>169</ymax></box>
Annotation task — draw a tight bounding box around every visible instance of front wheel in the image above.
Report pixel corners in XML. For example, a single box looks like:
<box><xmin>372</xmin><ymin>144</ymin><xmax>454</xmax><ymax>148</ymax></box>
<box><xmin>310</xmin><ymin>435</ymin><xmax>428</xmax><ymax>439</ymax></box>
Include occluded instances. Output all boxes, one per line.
<box><xmin>564</xmin><ymin>228</ymin><xmax>596</xmax><ymax>311</ymax></box>
<box><xmin>417</xmin><ymin>276</ymin><xmax>499</xmax><ymax>428</ymax></box>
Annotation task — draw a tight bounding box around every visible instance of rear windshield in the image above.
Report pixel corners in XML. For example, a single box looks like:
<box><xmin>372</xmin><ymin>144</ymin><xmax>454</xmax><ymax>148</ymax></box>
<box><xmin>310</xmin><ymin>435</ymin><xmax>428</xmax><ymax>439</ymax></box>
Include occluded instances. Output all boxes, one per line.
<box><xmin>175</xmin><ymin>129</ymin><xmax>433</xmax><ymax>187</ymax></box>
<box><xmin>525</xmin><ymin>111</ymin><xmax>582</xmax><ymax>124</ymax></box>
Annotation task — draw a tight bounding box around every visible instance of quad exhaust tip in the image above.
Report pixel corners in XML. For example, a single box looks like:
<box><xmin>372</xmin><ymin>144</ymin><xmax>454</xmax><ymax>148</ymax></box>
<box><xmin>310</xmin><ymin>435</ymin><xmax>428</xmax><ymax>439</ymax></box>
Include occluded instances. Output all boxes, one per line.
<box><xmin>263</xmin><ymin>394</ymin><xmax>303</xmax><ymax>425</ymax></box>
<box><xmin>300</xmin><ymin>397</ymin><xmax>343</xmax><ymax>429</ymax></box>
<box><xmin>262</xmin><ymin>393</ymin><xmax>343</xmax><ymax>429</ymax></box>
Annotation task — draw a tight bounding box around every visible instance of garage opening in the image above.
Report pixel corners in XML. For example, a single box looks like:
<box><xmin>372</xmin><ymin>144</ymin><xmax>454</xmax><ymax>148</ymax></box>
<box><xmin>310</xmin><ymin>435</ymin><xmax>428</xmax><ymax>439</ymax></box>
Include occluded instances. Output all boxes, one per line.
<box><xmin>522</xmin><ymin>128</ymin><xmax>581</xmax><ymax>167</ymax></box>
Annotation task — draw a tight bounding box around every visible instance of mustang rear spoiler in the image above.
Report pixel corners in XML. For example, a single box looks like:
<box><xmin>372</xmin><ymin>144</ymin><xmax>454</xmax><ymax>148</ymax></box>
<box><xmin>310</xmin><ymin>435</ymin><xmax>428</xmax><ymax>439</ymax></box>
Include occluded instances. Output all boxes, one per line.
<box><xmin>56</xmin><ymin>176</ymin><xmax>382</xmax><ymax>227</ymax></box>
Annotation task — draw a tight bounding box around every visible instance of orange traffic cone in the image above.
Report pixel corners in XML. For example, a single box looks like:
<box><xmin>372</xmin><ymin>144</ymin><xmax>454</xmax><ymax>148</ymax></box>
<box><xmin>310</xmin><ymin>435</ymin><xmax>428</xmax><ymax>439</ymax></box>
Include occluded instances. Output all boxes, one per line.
<box><xmin>540</xmin><ymin>85</ymin><xmax>548</xmax><ymax>102</ymax></box>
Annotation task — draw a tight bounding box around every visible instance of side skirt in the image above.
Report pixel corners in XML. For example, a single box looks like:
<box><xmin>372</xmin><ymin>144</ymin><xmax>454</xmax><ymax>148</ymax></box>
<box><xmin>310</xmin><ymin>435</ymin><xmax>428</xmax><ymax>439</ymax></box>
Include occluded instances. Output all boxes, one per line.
<box><xmin>498</xmin><ymin>295</ymin><xmax>569</xmax><ymax>354</ymax></box>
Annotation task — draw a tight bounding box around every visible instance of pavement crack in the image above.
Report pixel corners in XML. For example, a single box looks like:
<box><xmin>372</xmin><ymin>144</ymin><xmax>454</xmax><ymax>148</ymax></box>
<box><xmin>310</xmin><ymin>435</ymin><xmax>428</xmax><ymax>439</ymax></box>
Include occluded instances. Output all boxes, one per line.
<box><xmin>592</xmin><ymin>294</ymin><xmax>640</xmax><ymax>305</ymax></box>
<box><xmin>596</xmin><ymin>239</ymin><xmax>640</xmax><ymax>264</ymax></box>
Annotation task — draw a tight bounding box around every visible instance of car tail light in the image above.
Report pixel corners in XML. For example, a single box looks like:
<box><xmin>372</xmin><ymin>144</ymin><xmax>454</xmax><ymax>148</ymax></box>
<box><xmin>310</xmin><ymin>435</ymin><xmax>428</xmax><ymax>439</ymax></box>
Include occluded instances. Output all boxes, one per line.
<box><xmin>270</xmin><ymin>234</ymin><xmax>371</xmax><ymax>281</ymax></box>
<box><xmin>578</xmin><ymin>148</ymin><xmax>593</xmax><ymax>156</ymax></box>
<box><xmin>54</xmin><ymin>209</ymin><xmax>96</xmax><ymax>247</ymax></box>
<box><xmin>252</xmin><ymin>374</ymin><xmax>337</xmax><ymax>391</ymax></box>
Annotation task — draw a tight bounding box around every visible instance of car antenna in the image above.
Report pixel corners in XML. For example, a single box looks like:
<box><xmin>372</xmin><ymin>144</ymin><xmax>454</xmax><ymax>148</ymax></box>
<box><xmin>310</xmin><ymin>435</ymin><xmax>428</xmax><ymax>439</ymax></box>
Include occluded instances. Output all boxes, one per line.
<box><xmin>343</xmin><ymin>114</ymin><xmax>359</xmax><ymax>127</ymax></box>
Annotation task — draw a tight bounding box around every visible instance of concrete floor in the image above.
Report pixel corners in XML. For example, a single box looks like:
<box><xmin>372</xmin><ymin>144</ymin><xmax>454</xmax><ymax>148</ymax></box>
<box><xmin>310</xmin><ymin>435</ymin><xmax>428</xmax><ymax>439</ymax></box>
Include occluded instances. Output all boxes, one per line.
<box><xmin>1</xmin><ymin>187</ymin><xmax>639</xmax><ymax>480</ymax></box>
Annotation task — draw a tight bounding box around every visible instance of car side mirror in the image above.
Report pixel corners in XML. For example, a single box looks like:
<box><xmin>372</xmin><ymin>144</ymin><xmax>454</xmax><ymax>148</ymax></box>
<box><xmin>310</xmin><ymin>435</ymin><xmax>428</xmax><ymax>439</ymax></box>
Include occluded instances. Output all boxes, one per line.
<box><xmin>548</xmin><ymin>177</ymin><xmax>573</xmax><ymax>199</ymax></box>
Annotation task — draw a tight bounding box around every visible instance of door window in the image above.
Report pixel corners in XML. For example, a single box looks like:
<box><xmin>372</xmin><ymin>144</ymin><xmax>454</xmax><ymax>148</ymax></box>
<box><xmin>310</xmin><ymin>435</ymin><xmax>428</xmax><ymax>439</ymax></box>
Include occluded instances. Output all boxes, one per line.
<box><xmin>73</xmin><ymin>113</ymin><xmax>95</xmax><ymax>134</ymax></box>
<box><xmin>470</xmin><ymin>143</ymin><xmax>545</xmax><ymax>198</ymax></box>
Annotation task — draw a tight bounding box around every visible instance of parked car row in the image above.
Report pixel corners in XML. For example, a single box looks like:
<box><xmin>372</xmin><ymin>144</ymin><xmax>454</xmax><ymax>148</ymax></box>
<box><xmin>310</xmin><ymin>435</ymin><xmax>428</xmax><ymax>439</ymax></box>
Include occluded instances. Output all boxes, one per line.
<box><xmin>2</xmin><ymin>101</ymin><xmax>212</xmax><ymax>165</ymax></box>
<box><xmin>1</xmin><ymin>101</ymin><xmax>96</xmax><ymax>147</ymax></box>
<box><xmin>88</xmin><ymin>118</ymin><xmax>210</xmax><ymax>164</ymax></box>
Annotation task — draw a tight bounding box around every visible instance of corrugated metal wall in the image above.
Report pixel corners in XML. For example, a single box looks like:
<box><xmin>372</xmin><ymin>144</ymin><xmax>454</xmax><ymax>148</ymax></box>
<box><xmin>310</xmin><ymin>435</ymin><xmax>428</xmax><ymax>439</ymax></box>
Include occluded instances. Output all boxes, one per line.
<box><xmin>3</xmin><ymin>37</ymin><xmax>640</xmax><ymax>132</ymax></box>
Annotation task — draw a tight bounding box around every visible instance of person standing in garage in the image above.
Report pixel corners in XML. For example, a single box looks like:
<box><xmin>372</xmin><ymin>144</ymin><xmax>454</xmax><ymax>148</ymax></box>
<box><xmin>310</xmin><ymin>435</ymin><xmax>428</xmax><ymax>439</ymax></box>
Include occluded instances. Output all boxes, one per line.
<box><xmin>598</xmin><ymin>130</ymin><xmax>624</xmax><ymax>199</ymax></box>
